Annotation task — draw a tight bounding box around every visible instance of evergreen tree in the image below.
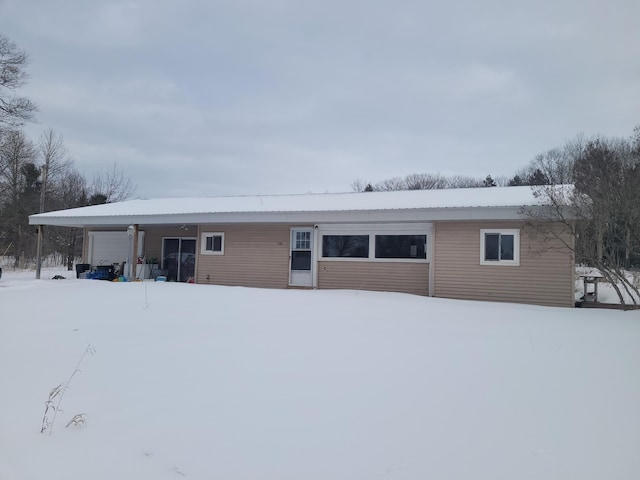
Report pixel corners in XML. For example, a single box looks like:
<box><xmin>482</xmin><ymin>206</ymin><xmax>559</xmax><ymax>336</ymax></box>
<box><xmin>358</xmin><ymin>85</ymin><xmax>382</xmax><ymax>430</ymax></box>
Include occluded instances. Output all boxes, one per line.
<box><xmin>482</xmin><ymin>175</ymin><xmax>497</xmax><ymax>187</ymax></box>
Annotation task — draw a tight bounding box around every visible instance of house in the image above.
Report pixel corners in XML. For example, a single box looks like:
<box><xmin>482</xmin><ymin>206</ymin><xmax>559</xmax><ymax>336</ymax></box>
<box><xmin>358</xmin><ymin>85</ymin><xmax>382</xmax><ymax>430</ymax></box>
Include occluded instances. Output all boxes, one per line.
<box><xmin>28</xmin><ymin>186</ymin><xmax>575</xmax><ymax>307</ymax></box>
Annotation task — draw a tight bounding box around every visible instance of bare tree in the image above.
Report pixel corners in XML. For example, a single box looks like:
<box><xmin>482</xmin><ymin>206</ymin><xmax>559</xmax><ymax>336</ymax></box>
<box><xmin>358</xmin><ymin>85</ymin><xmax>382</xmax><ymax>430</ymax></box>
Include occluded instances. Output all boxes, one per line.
<box><xmin>510</xmin><ymin>134</ymin><xmax>585</xmax><ymax>187</ymax></box>
<box><xmin>38</xmin><ymin>129</ymin><xmax>72</xmax><ymax>213</ymax></box>
<box><xmin>493</xmin><ymin>175</ymin><xmax>510</xmax><ymax>187</ymax></box>
<box><xmin>47</xmin><ymin>169</ymin><xmax>88</xmax><ymax>269</ymax></box>
<box><xmin>0</xmin><ymin>130</ymin><xmax>38</xmax><ymax>266</ymax></box>
<box><xmin>446</xmin><ymin>175</ymin><xmax>483</xmax><ymax>188</ymax></box>
<box><xmin>404</xmin><ymin>173</ymin><xmax>449</xmax><ymax>190</ymax></box>
<box><xmin>525</xmin><ymin>133</ymin><xmax>640</xmax><ymax>307</ymax></box>
<box><xmin>0</xmin><ymin>35</ymin><xmax>37</xmax><ymax>128</ymax></box>
<box><xmin>89</xmin><ymin>162</ymin><xmax>136</xmax><ymax>203</ymax></box>
<box><xmin>0</xmin><ymin>130</ymin><xmax>36</xmax><ymax>202</ymax></box>
<box><xmin>351</xmin><ymin>178</ymin><xmax>368</xmax><ymax>192</ymax></box>
<box><xmin>531</xmin><ymin>149</ymin><xmax>572</xmax><ymax>184</ymax></box>
<box><xmin>357</xmin><ymin>172</ymin><xmax>487</xmax><ymax>192</ymax></box>
<box><xmin>374</xmin><ymin>176</ymin><xmax>406</xmax><ymax>192</ymax></box>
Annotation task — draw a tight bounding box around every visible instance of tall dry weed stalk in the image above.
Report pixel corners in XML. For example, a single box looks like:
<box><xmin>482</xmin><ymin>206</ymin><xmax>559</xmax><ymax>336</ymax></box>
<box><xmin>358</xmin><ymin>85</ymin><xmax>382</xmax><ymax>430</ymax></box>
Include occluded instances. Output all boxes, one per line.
<box><xmin>41</xmin><ymin>344</ymin><xmax>95</xmax><ymax>435</ymax></box>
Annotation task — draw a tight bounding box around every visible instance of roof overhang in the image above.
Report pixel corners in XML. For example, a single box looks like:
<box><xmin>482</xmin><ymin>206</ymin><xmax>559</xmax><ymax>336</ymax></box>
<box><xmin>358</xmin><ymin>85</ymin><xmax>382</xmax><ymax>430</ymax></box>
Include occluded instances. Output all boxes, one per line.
<box><xmin>29</xmin><ymin>205</ymin><xmax>541</xmax><ymax>228</ymax></box>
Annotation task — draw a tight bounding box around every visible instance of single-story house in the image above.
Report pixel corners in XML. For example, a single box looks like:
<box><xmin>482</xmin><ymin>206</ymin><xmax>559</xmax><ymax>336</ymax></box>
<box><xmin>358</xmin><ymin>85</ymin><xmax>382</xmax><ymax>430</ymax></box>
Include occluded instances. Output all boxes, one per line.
<box><xmin>29</xmin><ymin>185</ymin><xmax>575</xmax><ymax>307</ymax></box>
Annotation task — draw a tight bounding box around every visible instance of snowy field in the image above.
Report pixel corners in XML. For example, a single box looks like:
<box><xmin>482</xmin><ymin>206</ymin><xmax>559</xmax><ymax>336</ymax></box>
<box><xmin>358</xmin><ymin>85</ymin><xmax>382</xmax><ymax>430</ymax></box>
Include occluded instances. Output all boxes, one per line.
<box><xmin>1</xmin><ymin>269</ymin><xmax>639</xmax><ymax>480</ymax></box>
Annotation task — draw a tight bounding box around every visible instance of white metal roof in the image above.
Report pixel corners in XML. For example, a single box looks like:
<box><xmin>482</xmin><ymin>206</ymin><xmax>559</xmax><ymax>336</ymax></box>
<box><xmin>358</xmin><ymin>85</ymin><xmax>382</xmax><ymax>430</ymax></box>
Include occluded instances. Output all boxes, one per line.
<box><xmin>29</xmin><ymin>185</ymin><xmax>564</xmax><ymax>227</ymax></box>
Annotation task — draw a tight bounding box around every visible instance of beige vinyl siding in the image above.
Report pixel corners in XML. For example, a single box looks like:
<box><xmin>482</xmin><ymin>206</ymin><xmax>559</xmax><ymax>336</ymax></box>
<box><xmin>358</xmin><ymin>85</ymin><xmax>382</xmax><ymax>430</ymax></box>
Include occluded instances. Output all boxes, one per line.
<box><xmin>318</xmin><ymin>261</ymin><xmax>429</xmax><ymax>296</ymax></box>
<box><xmin>434</xmin><ymin>221</ymin><xmax>574</xmax><ymax>307</ymax></box>
<box><xmin>196</xmin><ymin>224</ymin><xmax>290</xmax><ymax>289</ymax></box>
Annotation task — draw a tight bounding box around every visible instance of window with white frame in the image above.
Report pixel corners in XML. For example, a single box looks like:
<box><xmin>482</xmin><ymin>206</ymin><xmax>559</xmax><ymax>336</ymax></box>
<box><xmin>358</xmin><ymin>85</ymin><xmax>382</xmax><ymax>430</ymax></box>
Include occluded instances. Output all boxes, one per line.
<box><xmin>322</xmin><ymin>235</ymin><xmax>370</xmax><ymax>258</ymax></box>
<box><xmin>291</xmin><ymin>230</ymin><xmax>312</xmax><ymax>270</ymax></box>
<box><xmin>319</xmin><ymin>224</ymin><xmax>430</xmax><ymax>262</ymax></box>
<box><xmin>480</xmin><ymin>229</ymin><xmax>520</xmax><ymax>265</ymax></box>
<box><xmin>294</xmin><ymin>230</ymin><xmax>311</xmax><ymax>250</ymax></box>
<box><xmin>201</xmin><ymin>232</ymin><xmax>225</xmax><ymax>255</ymax></box>
<box><xmin>375</xmin><ymin>234</ymin><xmax>427</xmax><ymax>259</ymax></box>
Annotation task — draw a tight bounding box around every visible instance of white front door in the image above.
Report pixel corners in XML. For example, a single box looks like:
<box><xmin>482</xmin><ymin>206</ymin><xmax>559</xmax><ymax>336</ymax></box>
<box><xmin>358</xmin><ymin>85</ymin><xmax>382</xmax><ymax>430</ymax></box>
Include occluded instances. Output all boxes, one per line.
<box><xmin>289</xmin><ymin>228</ymin><xmax>313</xmax><ymax>287</ymax></box>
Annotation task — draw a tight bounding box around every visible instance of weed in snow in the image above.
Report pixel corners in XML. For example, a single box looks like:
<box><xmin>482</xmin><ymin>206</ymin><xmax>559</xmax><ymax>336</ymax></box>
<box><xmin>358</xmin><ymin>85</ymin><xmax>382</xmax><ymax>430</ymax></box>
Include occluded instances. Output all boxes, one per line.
<box><xmin>40</xmin><ymin>344</ymin><xmax>95</xmax><ymax>435</ymax></box>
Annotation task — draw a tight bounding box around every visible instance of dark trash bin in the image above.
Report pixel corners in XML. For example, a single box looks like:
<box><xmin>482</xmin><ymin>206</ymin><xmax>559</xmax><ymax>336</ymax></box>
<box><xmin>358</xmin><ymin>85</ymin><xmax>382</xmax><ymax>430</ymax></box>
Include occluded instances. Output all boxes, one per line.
<box><xmin>0</xmin><ymin>267</ymin><xmax>2</xmax><ymax>280</ymax></box>
<box><xmin>75</xmin><ymin>263</ymin><xmax>91</xmax><ymax>279</ymax></box>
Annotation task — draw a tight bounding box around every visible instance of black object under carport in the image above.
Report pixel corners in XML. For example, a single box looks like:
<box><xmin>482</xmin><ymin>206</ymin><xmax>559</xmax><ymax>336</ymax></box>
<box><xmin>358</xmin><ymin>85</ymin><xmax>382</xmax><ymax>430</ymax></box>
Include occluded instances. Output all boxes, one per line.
<box><xmin>75</xmin><ymin>263</ymin><xmax>91</xmax><ymax>278</ymax></box>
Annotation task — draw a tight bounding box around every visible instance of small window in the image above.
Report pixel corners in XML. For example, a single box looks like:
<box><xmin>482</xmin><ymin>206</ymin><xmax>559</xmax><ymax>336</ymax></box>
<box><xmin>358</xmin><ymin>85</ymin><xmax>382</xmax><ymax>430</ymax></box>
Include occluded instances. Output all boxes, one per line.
<box><xmin>375</xmin><ymin>235</ymin><xmax>426</xmax><ymax>259</ymax></box>
<box><xmin>291</xmin><ymin>251</ymin><xmax>312</xmax><ymax>270</ymax></box>
<box><xmin>322</xmin><ymin>235</ymin><xmax>369</xmax><ymax>258</ymax></box>
<box><xmin>201</xmin><ymin>232</ymin><xmax>224</xmax><ymax>255</ymax></box>
<box><xmin>480</xmin><ymin>229</ymin><xmax>519</xmax><ymax>266</ymax></box>
<box><xmin>295</xmin><ymin>231</ymin><xmax>311</xmax><ymax>250</ymax></box>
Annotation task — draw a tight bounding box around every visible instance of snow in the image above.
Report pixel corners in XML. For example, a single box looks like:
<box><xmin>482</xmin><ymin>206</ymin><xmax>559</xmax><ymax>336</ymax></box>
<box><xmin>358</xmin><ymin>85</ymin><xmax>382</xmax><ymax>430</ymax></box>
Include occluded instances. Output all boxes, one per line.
<box><xmin>1</xmin><ymin>268</ymin><xmax>639</xmax><ymax>480</ymax></box>
<box><xmin>30</xmin><ymin>185</ymin><xmax>561</xmax><ymax>219</ymax></box>
<box><xmin>575</xmin><ymin>266</ymin><xmax>640</xmax><ymax>305</ymax></box>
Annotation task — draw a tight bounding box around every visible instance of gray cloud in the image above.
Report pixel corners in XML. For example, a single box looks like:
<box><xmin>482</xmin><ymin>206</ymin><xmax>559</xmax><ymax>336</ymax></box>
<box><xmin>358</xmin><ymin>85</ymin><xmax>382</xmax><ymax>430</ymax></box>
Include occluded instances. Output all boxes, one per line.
<box><xmin>2</xmin><ymin>0</ymin><xmax>639</xmax><ymax>198</ymax></box>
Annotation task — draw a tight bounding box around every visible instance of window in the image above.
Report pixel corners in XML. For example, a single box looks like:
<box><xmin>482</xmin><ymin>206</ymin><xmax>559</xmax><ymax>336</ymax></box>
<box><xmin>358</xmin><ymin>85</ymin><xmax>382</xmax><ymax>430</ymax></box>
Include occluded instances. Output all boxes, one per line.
<box><xmin>201</xmin><ymin>232</ymin><xmax>224</xmax><ymax>255</ymax></box>
<box><xmin>480</xmin><ymin>229</ymin><xmax>519</xmax><ymax>266</ymax></box>
<box><xmin>291</xmin><ymin>251</ymin><xmax>311</xmax><ymax>270</ymax></box>
<box><xmin>294</xmin><ymin>230</ymin><xmax>311</xmax><ymax>250</ymax></box>
<box><xmin>291</xmin><ymin>229</ymin><xmax>312</xmax><ymax>271</ymax></box>
<box><xmin>322</xmin><ymin>235</ymin><xmax>369</xmax><ymax>258</ymax></box>
<box><xmin>318</xmin><ymin>224</ymin><xmax>431</xmax><ymax>262</ymax></box>
<box><xmin>375</xmin><ymin>235</ymin><xmax>426</xmax><ymax>259</ymax></box>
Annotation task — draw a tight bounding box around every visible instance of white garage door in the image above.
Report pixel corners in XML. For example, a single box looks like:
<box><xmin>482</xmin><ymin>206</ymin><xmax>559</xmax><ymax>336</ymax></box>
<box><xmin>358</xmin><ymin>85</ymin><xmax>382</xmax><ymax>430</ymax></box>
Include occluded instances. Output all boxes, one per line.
<box><xmin>88</xmin><ymin>231</ymin><xmax>145</xmax><ymax>266</ymax></box>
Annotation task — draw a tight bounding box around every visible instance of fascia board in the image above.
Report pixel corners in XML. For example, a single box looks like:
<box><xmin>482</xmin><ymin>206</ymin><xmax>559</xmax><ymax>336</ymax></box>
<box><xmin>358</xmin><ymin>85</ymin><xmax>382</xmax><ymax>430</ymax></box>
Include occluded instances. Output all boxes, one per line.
<box><xmin>29</xmin><ymin>206</ymin><xmax>531</xmax><ymax>227</ymax></box>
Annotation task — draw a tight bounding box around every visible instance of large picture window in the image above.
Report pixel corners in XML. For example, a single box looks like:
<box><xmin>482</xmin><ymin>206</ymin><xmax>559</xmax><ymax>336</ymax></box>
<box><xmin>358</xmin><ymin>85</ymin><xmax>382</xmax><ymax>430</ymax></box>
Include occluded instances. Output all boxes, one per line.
<box><xmin>480</xmin><ymin>229</ymin><xmax>519</xmax><ymax>266</ymax></box>
<box><xmin>318</xmin><ymin>224</ymin><xmax>431</xmax><ymax>262</ymax></box>
<box><xmin>322</xmin><ymin>235</ymin><xmax>369</xmax><ymax>258</ymax></box>
<box><xmin>375</xmin><ymin>235</ymin><xmax>426</xmax><ymax>259</ymax></box>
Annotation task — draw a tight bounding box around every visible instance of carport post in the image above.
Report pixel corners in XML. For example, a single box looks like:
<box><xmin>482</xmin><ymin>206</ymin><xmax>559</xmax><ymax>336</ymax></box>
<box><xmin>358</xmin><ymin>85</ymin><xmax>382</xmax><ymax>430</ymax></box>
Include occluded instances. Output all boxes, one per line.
<box><xmin>131</xmin><ymin>224</ymin><xmax>139</xmax><ymax>280</ymax></box>
<box><xmin>35</xmin><ymin>225</ymin><xmax>43</xmax><ymax>279</ymax></box>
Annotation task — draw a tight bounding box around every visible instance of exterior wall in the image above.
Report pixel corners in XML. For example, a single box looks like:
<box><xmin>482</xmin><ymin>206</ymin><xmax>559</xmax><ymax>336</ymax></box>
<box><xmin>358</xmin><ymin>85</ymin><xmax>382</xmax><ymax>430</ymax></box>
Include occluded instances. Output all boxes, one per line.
<box><xmin>142</xmin><ymin>225</ymin><xmax>198</xmax><ymax>261</ymax></box>
<box><xmin>196</xmin><ymin>224</ymin><xmax>291</xmax><ymax>289</ymax></box>
<box><xmin>83</xmin><ymin>220</ymin><xmax>575</xmax><ymax>307</ymax></box>
<box><xmin>433</xmin><ymin>221</ymin><xmax>575</xmax><ymax>307</ymax></box>
<box><xmin>318</xmin><ymin>261</ymin><xmax>429</xmax><ymax>296</ymax></box>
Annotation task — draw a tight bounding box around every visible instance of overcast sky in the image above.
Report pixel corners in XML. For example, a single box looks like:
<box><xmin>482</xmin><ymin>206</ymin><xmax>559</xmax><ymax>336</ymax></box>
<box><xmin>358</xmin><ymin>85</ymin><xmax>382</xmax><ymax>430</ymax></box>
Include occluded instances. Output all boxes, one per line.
<box><xmin>2</xmin><ymin>0</ymin><xmax>639</xmax><ymax>198</ymax></box>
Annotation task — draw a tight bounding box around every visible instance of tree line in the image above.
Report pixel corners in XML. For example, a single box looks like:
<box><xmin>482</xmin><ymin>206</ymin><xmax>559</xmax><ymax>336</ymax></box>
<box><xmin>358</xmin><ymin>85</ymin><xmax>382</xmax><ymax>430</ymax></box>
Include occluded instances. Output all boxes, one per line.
<box><xmin>0</xmin><ymin>34</ymin><xmax>135</xmax><ymax>269</ymax></box>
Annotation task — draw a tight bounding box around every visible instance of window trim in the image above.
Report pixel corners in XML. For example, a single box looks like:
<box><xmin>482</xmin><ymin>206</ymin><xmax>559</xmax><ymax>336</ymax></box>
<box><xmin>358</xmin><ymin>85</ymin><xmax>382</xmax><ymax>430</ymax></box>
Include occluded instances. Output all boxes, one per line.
<box><xmin>480</xmin><ymin>229</ymin><xmax>520</xmax><ymax>266</ymax></box>
<box><xmin>200</xmin><ymin>232</ymin><xmax>225</xmax><ymax>255</ymax></box>
<box><xmin>317</xmin><ymin>223</ymin><xmax>431</xmax><ymax>263</ymax></box>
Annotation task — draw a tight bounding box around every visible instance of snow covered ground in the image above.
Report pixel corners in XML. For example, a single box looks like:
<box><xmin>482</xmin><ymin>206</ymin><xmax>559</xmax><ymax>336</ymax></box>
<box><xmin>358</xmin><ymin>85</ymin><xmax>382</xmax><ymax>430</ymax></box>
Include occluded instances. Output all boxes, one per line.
<box><xmin>1</xmin><ymin>269</ymin><xmax>639</xmax><ymax>479</ymax></box>
<box><xmin>575</xmin><ymin>266</ymin><xmax>640</xmax><ymax>305</ymax></box>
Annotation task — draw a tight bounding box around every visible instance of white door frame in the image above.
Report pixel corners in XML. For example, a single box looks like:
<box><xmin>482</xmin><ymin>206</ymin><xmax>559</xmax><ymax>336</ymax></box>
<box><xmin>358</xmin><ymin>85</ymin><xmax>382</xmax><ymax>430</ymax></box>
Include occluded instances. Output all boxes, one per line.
<box><xmin>289</xmin><ymin>227</ymin><xmax>314</xmax><ymax>287</ymax></box>
<box><xmin>161</xmin><ymin>236</ymin><xmax>197</xmax><ymax>282</ymax></box>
